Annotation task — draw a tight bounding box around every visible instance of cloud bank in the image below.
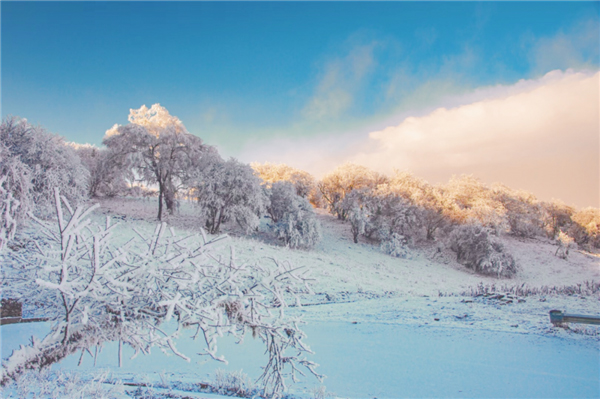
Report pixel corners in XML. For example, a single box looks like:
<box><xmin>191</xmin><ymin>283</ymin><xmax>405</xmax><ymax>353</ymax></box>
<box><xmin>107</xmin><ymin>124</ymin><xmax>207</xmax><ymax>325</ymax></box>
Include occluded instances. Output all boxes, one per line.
<box><xmin>242</xmin><ymin>69</ymin><xmax>599</xmax><ymax>208</ymax></box>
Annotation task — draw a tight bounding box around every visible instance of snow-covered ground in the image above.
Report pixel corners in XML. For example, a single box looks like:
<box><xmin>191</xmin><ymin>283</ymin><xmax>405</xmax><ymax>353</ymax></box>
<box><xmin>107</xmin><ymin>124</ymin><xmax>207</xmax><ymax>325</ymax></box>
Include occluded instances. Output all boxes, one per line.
<box><xmin>2</xmin><ymin>197</ymin><xmax>599</xmax><ymax>398</ymax></box>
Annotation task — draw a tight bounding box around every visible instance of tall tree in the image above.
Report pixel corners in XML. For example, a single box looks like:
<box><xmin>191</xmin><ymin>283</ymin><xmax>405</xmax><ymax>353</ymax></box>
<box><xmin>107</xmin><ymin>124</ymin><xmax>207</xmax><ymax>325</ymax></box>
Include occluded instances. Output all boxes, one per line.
<box><xmin>103</xmin><ymin>104</ymin><xmax>209</xmax><ymax>220</ymax></box>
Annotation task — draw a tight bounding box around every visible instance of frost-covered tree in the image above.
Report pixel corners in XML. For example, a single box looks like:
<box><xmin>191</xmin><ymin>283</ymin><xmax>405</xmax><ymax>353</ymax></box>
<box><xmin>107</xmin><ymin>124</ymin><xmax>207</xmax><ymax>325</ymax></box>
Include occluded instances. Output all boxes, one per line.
<box><xmin>387</xmin><ymin>171</ymin><xmax>450</xmax><ymax>241</ymax></box>
<box><xmin>492</xmin><ymin>184</ymin><xmax>543</xmax><ymax>238</ymax></box>
<box><xmin>441</xmin><ymin>175</ymin><xmax>507</xmax><ymax>232</ymax></box>
<box><xmin>341</xmin><ymin>185</ymin><xmax>419</xmax><ymax>254</ymax></box>
<box><xmin>267</xmin><ymin>182</ymin><xmax>321</xmax><ymax>249</ymax></box>
<box><xmin>103</xmin><ymin>104</ymin><xmax>210</xmax><ymax>220</ymax></box>
<box><xmin>252</xmin><ymin>162</ymin><xmax>319</xmax><ymax>205</ymax></box>
<box><xmin>569</xmin><ymin>207</ymin><xmax>600</xmax><ymax>249</ymax></box>
<box><xmin>1</xmin><ymin>189</ymin><xmax>322</xmax><ymax>397</ymax></box>
<box><xmin>540</xmin><ymin>199</ymin><xmax>574</xmax><ymax>239</ymax></box>
<box><xmin>0</xmin><ymin>142</ymin><xmax>32</xmax><ymax>251</ymax></box>
<box><xmin>72</xmin><ymin>144</ymin><xmax>131</xmax><ymax>198</ymax></box>
<box><xmin>0</xmin><ymin>117</ymin><xmax>88</xmax><ymax>217</ymax></box>
<box><xmin>554</xmin><ymin>230</ymin><xmax>576</xmax><ymax>259</ymax></box>
<box><xmin>190</xmin><ymin>157</ymin><xmax>266</xmax><ymax>235</ymax></box>
<box><xmin>447</xmin><ymin>224</ymin><xmax>517</xmax><ymax>278</ymax></box>
<box><xmin>318</xmin><ymin>163</ymin><xmax>386</xmax><ymax>220</ymax></box>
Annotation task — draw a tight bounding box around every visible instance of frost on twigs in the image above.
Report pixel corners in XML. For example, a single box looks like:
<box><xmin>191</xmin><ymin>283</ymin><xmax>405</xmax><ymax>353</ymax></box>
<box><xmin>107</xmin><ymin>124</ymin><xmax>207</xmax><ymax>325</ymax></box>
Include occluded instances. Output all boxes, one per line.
<box><xmin>1</xmin><ymin>188</ymin><xmax>322</xmax><ymax>396</ymax></box>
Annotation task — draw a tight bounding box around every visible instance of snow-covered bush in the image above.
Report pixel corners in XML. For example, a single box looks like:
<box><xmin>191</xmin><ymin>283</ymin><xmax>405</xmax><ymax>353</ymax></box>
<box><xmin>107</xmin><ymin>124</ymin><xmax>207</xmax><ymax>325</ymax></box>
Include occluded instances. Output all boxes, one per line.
<box><xmin>212</xmin><ymin>369</ymin><xmax>256</xmax><ymax>397</ymax></box>
<box><xmin>0</xmin><ymin>117</ymin><xmax>88</xmax><ymax>217</ymax></box>
<box><xmin>448</xmin><ymin>224</ymin><xmax>517</xmax><ymax>278</ymax></box>
<box><xmin>190</xmin><ymin>157</ymin><xmax>266</xmax><ymax>234</ymax></box>
<box><xmin>379</xmin><ymin>232</ymin><xmax>410</xmax><ymax>258</ymax></box>
<box><xmin>268</xmin><ymin>182</ymin><xmax>322</xmax><ymax>249</ymax></box>
<box><xmin>555</xmin><ymin>231</ymin><xmax>576</xmax><ymax>259</ymax></box>
<box><xmin>1</xmin><ymin>189</ymin><xmax>321</xmax><ymax>397</ymax></box>
<box><xmin>0</xmin><ymin>369</ymin><xmax>124</xmax><ymax>399</ymax></box>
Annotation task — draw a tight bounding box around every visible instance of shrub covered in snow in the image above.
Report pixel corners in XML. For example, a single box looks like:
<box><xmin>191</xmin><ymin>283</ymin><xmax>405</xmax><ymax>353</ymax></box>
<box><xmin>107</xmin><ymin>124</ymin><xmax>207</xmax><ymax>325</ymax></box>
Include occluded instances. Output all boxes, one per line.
<box><xmin>268</xmin><ymin>182</ymin><xmax>322</xmax><ymax>249</ymax></box>
<box><xmin>379</xmin><ymin>232</ymin><xmax>410</xmax><ymax>258</ymax></box>
<box><xmin>448</xmin><ymin>224</ymin><xmax>518</xmax><ymax>278</ymax></box>
<box><xmin>1</xmin><ymin>189</ymin><xmax>322</xmax><ymax>397</ymax></box>
<box><xmin>0</xmin><ymin>369</ymin><xmax>124</xmax><ymax>399</ymax></box>
<box><xmin>211</xmin><ymin>369</ymin><xmax>256</xmax><ymax>397</ymax></box>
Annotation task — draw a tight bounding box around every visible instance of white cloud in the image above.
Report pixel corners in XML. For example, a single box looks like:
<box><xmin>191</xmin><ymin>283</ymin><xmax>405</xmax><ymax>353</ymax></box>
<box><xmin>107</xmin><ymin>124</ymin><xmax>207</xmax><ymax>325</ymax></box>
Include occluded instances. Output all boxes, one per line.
<box><xmin>239</xmin><ymin>69</ymin><xmax>599</xmax><ymax>207</ymax></box>
<box><xmin>350</xmin><ymin>69</ymin><xmax>599</xmax><ymax>207</ymax></box>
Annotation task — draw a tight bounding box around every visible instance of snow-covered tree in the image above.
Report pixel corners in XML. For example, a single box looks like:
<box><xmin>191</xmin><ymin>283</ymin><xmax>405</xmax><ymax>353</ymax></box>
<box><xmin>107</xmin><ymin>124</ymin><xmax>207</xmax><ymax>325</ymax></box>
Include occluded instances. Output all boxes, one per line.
<box><xmin>569</xmin><ymin>207</ymin><xmax>600</xmax><ymax>249</ymax></box>
<box><xmin>387</xmin><ymin>171</ymin><xmax>450</xmax><ymax>241</ymax></box>
<box><xmin>441</xmin><ymin>175</ymin><xmax>507</xmax><ymax>232</ymax></box>
<box><xmin>267</xmin><ymin>182</ymin><xmax>322</xmax><ymax>249</ymax></box>
<box><xmin>0</xmin><ymin>117</ymin><xmax>89</xmax><ymax>218</ymax></box>
<box><xmin>252</xmin><ymin>162</ymin><xmax>320</xmax><ymax>205</ymax></box>
<box><xmin>341</xmin><ymin>184</ymin><xmax>419</xmax><ymax>250</ymax></box>
<box><xmin>1</xmin><ymin>189</ymin><xmax>322</xmax><ymax>397</ymax></box>
<box><xmin>0</xmin><ymin>141</ymin><xmax>32</xmax><ymax>251</ymax></box>
<box><xmin>72</xmin><ymin>143</ymin><xmax>131</xmax><ymax>198</ymax></box>
<box><xmin>318</xmin><ymin>163</ymin><xmax>386</xmax><ymax>220</ymax></box>
<box><xmin>189</xmin><ymin>157</ymin><xmax>266</xmax><ymax>234</ymax></box>
<box><xmin>492</xmin><ymin>184</ymin><xmax>543</xmax><ymax>238</ymax></box>
<box><xmin>540</xmin><ymin>199</ymin><xmax>574</xmax><ymax>239</ymax></box>
<box><xmin>103</xmin><ymin>104</ymin><xmax>210</xmax><ymax>220</ymax></box>
<box><xmin>447</xmin><ymin>223</ymin><xmax>517</xmax><ymax>278</ymax></box>
<box><xmin>554</xmin><ymin>230</ymin><xmax>576</xmax><ymax>259</ymax></box>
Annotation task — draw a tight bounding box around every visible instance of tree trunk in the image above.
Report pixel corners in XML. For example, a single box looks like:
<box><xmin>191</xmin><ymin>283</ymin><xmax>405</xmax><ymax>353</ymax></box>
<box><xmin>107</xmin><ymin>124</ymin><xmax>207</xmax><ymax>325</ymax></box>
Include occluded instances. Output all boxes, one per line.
<box><xmin>157</xmin><ymin>184</ymin><xmax>164</xmax><ymax>221</ymax></box>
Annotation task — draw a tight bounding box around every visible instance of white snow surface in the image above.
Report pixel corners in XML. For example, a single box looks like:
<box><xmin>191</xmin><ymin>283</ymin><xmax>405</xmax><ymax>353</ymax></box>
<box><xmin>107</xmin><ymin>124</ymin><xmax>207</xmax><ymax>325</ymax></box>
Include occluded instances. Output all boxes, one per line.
<box><xmin>2</xmin><ymin>197</ymin><xmax>599</xmax><ymax>398</ymax></box>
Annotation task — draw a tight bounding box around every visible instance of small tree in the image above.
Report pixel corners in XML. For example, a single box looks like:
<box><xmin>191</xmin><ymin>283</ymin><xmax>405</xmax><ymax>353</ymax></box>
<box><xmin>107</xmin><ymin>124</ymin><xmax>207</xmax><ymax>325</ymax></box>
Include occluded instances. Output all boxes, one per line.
<box><xmin>268</xmin><ymin>182</ymin><xmax>322</xmax><ymax>249</ymax></box>
<box><xmin>190</xmin><ymin>157</ymin><xmax>266</xmax><ymax>235</ymax></box>
<box><xmin>555</xmin><ymin>231</ymin><xmax>576</xmax><ymax>259</ymax></box>
<box><xmin>1</xmin><ymin>189</ymin><xmax>322</xmax><ymax>397</ymax></box>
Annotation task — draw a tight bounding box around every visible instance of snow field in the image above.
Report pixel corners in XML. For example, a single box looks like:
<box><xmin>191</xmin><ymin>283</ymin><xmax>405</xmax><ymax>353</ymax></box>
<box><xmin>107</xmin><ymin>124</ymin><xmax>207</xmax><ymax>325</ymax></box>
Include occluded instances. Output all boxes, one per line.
<box><xmin>2</xmin><ymin>196</ymin><xmax>599</xmax><ymax>398</ymax></box>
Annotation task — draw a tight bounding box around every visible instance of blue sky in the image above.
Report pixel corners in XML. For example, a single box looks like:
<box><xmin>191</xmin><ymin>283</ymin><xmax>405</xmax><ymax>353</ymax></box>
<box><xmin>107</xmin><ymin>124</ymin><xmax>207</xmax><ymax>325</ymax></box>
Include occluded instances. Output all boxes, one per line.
<box><xmin>2</xmin><ymin>2</ymin><xmax>599</xmax><ymax>206</ymax></box>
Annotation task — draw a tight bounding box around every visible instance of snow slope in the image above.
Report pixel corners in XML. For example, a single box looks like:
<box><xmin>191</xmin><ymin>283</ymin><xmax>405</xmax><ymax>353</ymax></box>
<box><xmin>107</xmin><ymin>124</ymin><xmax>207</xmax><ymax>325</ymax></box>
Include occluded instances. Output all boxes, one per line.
<box><xmin>2</xmin><ymin>196</ymin><xmax>599</xmax><ymax>398</ymax></box>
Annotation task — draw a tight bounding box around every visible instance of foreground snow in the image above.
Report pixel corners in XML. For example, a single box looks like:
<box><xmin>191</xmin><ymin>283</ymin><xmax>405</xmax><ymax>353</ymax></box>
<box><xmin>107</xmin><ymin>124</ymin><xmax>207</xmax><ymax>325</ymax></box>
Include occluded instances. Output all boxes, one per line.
<box><xmin>2</xmin><ymin>197</ymin><xmax>599</xmax><ymax>398</ymax></box>
<box><xmin>2</xmin><ymin>317</ymin><xmax>598</xmax><ymax>398</ymax></box>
